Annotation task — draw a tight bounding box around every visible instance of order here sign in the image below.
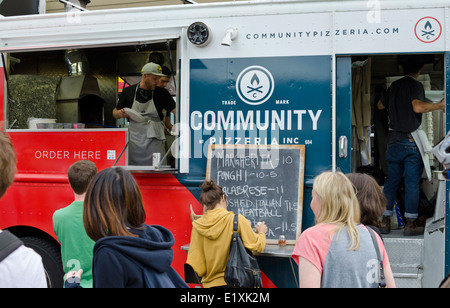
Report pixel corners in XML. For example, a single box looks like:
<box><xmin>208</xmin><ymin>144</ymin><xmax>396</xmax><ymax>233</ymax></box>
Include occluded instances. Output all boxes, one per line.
<box><xmin>9</xmin><ymin>130</ymin><xmax>127</xmax><ymax>173</ymax></box>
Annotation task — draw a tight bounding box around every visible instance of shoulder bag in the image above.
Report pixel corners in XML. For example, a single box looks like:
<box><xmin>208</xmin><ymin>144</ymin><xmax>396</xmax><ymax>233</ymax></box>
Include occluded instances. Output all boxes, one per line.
<box><xmin>224</xmin><ymin>214</ymin><xmax>263</xmax><ymax>288</ymax></box>
<box><xmin>367</xmin><ymin>227</ymin><xmax>386</xmax><ymax>288</ymax></box>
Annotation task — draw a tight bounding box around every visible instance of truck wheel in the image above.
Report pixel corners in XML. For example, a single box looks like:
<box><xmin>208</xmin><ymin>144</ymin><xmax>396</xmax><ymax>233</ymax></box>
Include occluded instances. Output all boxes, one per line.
<box><xmin>21</xmin><ymin>236</ymin><xmax>64</xmax><ymax>288</ymax></box>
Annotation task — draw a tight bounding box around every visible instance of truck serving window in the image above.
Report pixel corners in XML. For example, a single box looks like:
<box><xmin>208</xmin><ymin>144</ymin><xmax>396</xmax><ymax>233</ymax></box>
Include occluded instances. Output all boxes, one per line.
<box><xmin>4</xmin><ymin>41</ymin><xmax>179</xmax><ymax>172</ymax></box>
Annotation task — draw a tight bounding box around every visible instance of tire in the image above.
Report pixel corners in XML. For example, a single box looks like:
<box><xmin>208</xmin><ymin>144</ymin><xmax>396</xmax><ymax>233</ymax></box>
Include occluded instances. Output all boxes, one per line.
<box><xmin>21</xmin><ymin>236</ymin><xmax>64</xmax><ymax>288</ymax></box>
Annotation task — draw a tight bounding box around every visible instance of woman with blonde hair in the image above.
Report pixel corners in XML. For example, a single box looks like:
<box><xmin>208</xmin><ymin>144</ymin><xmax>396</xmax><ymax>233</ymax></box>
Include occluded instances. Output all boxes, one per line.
<box><xmin>292</xmin><ymin>171</ymin><xmax>395</xmax><ymax>288</ymax></box>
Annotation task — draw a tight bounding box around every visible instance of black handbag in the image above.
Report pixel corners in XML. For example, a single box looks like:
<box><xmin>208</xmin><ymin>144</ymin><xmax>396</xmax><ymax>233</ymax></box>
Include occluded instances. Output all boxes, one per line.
<box><xmin>224</xmin><ymin>214</ymin><xmax>263</xmax><ymax>288</ymax></box>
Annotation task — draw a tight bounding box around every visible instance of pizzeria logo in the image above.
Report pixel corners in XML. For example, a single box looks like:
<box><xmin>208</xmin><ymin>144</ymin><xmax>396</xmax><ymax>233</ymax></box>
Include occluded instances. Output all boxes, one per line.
<box><xmin>414</xmin><ymin>16</ymin><xmax>442</xmax><ymax>43</ymax></box>
<box><xmin>236</xmin><ymin>66</ymin><xmax>274</xmax><ymax>105</ymax></box>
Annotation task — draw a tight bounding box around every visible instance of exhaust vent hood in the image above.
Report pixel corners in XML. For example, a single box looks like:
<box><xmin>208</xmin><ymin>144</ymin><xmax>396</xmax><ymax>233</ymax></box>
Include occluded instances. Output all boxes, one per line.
<box><xmin>56</xmin><ymin>49</ymin><xmax>105</xmax><ymax>126</ymax></box>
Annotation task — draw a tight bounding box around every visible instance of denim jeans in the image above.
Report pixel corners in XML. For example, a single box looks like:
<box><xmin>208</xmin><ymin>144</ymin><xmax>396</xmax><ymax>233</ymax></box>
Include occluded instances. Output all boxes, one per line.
<box><xmin>382</xmin><ymin>139</ymin><xmax>424</xmax><ymax>219</ymax></box>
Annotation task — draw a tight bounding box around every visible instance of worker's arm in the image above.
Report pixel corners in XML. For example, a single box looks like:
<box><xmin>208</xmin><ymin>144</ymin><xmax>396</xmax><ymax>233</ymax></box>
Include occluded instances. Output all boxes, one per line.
<box><xmin>113</xmin><ymin>108</ymin><xmax>129</xmax><ymax>119</ymax></box>
<box><xmin>412</xmin><ymin>98</ymin><xmax>445</xmax><ymax>113</ymax></box>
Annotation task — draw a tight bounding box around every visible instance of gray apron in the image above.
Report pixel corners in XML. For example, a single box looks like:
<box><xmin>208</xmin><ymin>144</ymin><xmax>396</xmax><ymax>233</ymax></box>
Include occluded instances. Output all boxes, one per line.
<box><xmin>128</xmin><ymin>86</ymin><xmax>166</xmax><ymax>166</ymax></box>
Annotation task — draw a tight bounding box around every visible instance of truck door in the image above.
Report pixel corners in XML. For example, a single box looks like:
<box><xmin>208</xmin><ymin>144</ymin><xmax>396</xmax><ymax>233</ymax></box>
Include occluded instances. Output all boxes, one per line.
<box><xmin>338</xmin><ymin>52</ymin><xmax>449</xmax><ymax>287</ymax></box>
<box><xmin>336</xmin><ymin>56</ymin><xmax>352</xmax><ymax>174</ymax></box>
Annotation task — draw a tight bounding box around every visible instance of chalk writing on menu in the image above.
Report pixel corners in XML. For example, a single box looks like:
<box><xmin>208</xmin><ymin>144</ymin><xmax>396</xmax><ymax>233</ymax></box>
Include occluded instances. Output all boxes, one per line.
<box><xmin>206</xmin><ymin>144</ymin><xmax>305</xmax><ymax>244</ymax></box>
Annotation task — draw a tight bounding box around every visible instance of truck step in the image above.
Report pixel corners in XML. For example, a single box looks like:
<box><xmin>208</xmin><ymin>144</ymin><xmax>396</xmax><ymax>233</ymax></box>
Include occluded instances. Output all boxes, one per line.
<box><xmin>383</xmin><ymin>231</ymin><xmax>423</xmax><ymax>268</ymax></box>
<box><xmin>392</xmin><ymin>272</ymin><xmax>423</xmax><ymax>288</ymax></box>
<box><xmin>383</xmin><ymin>230</ymin><xmax>424</xmax><ymax>288</ymax></box>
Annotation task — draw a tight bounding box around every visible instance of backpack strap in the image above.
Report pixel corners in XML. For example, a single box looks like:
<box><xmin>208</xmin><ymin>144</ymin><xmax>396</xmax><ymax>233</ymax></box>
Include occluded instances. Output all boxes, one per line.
<box><xmin>0</xmin><ymin>230</ymin><xmax>23</xmax><ymax>263</ymax></box>
<box><xmin>233</xmin><ymin>214</ymin><xmax>239</xmax><ymax>233</ymax></box>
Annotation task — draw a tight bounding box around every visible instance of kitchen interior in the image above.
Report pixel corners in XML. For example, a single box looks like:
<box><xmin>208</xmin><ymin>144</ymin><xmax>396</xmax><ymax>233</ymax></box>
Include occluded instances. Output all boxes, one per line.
<box><xmin>351</xmin><ymin>53</ymin><xmax>446</xmax><ymax>220</ymax></box>
<box><xmin>4</xmin><ymin>41</ymin><xmax>177</xmax><ymax>130</ymax></box>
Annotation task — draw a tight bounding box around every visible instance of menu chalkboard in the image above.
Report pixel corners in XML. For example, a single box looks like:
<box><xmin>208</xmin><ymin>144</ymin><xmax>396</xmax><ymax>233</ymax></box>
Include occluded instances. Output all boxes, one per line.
<box><xmin>206</xmin><ymin>144</ymin><xmax>305</xmax><ymax>244</ymax></box>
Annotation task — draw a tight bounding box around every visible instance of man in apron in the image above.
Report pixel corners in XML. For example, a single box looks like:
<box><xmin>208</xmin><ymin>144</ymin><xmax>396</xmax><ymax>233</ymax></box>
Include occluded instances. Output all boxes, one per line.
<box><xmin>113</xmin><ymin>62</ymin><xmax>176</xmax><ymax>166</ymax></box>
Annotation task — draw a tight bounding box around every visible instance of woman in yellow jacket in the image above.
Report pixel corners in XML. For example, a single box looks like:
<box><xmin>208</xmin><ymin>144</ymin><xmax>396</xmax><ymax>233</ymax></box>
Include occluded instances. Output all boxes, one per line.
<box><xmin>187</xmin><ymin>180</ymin><xmax>267</xmax><ymax>288</ymax></box>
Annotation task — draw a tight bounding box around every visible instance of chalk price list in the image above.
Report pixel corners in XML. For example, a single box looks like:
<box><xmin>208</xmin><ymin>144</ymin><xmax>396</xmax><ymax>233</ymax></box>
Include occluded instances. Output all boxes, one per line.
<box><xmin>213</xmin><ymin>150</ymin><xmax>300</xmax><ymax>240</ymax></box>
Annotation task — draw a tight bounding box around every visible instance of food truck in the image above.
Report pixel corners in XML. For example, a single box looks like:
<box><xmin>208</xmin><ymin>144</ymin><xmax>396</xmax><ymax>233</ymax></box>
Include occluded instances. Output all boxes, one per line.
<box><xmin>0</xmin><ymin>0</ymin><xmax>449</xmax><ymax>287</ymax></box>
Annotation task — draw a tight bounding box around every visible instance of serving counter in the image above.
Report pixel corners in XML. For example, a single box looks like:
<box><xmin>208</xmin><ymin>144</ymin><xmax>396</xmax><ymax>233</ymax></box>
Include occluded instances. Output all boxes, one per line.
<box><xmin>181</xmin><ymin>243</ymin><xmax>299</xmax><ymax>288</ymax></box>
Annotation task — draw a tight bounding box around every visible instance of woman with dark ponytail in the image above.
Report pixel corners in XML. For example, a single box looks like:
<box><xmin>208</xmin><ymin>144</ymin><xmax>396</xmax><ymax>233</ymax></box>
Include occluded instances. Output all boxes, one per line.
<box><xmin>187</xmin><ymin>180</ymin><xmax>267</xmax><ymax>288</ymax></box>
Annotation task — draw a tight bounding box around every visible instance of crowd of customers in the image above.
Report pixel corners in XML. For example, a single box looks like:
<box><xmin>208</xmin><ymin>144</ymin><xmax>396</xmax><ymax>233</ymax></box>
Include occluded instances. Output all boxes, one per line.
<box><xmin>1</xmin><ymin>129</ymin><xmax>448</xmax><ymax>288</ymax></box>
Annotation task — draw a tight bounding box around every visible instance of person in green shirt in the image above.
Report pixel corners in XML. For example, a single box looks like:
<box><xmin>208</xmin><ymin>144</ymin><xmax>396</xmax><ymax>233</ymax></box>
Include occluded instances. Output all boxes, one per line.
<box><xmin>53</xmin><ymin>160</ymin><xmax>97</xmax><ymax>288</ymax></box>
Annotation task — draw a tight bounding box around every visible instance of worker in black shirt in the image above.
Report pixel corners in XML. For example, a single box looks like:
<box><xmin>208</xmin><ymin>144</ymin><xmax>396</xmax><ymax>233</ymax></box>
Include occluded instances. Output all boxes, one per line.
<box><xmin>377</xmin><ymin>55</ymin><xmax>445</xmax><ymax>236</ymax></box>
<box><xmin>113</xmin><ymin>63</ymin><xmax>176</xmax><ymax>166</ymax></box>
<box><xmin>158</xmin><ymin>66</ymin><xmax>176</xmax><ymax>134</ymax></box>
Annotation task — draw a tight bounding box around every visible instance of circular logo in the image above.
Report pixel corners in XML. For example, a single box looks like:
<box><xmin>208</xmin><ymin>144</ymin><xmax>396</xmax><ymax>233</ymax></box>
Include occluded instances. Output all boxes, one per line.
<box><xmin>414</xmin><ymin>16</ymin><xmax>442</xmax><ymax>43</ymax></box>
<box><xmin>236</xmin><ymin>66</ymin><xmax>274</xmax><ymax>105</ymax></box>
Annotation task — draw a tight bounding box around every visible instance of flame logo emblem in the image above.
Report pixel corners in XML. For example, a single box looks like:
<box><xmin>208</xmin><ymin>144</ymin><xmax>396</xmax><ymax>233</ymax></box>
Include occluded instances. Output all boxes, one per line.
<box><xmin>236</xmin><ymin>66</ymin><xmax>274</xmax><ymax>105</ymax></box>
<box><xmin>415</xmin><ymin>16</ymin><xmax>442</xmax><ymax>43</ymax></box>
<box><xmin>250</xmin><ymin>74</ymin><xmax>260</xmax><ymax>86</ymax></box>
